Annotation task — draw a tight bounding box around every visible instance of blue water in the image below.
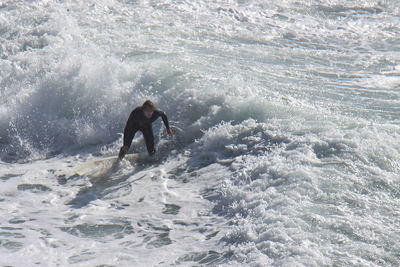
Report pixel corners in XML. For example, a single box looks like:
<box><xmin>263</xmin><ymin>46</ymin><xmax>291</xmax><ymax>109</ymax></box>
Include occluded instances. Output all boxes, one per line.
<box><xmin>1</xmin><ymin>0</ymin><xmax>400</xmax><ymax>266</ymax></box>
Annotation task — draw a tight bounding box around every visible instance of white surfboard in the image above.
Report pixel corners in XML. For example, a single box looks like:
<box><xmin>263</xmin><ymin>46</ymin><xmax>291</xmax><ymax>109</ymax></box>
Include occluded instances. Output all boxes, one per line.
<box><xmin>74</xmin><ymin>153</ymin><xmax>141</xmax><ymax>177</ymax></box>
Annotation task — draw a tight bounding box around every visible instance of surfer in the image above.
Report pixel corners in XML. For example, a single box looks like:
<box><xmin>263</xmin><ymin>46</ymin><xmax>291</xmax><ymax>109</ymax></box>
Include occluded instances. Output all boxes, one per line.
<box><xmin>119</xmin><ymin>100</ymin><xmax>173</xmax><ymax>159</ymax></box>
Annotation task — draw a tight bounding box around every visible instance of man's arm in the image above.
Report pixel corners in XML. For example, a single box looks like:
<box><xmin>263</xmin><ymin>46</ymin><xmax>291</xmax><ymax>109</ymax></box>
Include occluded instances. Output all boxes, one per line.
<box><xmin>159</xmin><ymin>111</ymin><xmax>170</xmax><ymax>130</ymax></box>
<box><xmin>154</xmin><ymin>110</ymin><xmax>173</xmax><ymax>137</ymax></box>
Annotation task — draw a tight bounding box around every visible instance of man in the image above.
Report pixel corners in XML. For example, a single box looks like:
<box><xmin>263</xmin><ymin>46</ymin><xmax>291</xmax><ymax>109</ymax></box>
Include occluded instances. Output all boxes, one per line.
<box><xmin>119</xmin><ymin>100</ymin><xmax>173</xmax><ymax>159</ymax></box>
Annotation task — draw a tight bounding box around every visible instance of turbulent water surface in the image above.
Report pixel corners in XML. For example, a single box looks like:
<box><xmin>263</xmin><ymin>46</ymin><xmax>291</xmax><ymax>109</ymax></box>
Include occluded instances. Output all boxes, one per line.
<box><xmin>1</xmin><ymin>0</ymin><xmax>400</xmax><ymax>266</ymax></box>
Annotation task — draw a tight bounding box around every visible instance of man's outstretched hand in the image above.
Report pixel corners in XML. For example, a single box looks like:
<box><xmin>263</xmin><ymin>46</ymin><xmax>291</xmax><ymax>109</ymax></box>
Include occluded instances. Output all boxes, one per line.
<box><xmin>167</xmin><ymin>128</ymin><xmax>173</xmax><ymax>137</ymax></box>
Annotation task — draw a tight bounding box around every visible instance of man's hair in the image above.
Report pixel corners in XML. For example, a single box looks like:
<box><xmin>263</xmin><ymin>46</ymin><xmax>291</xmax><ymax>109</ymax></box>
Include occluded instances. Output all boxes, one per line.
<box><xmin>142</xmin><ymin>100</ymin><xmax>156</xmax><ymax>110</ymax></box>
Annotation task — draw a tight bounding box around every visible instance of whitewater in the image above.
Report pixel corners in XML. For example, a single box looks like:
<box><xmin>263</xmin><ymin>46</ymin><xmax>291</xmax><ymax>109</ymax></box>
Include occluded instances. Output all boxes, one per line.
<box><xmin>1</xmin><ymin>0</ymin><xmax>400</xmax><ymax>266</ymax></box>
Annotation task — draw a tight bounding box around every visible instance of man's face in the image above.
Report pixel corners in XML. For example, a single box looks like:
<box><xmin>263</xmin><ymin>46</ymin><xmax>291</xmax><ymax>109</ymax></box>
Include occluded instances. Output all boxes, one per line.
<box><xmin>144</xmin><ymin>107</ymin><xmax>154</xmax><ymax>119</ymax></box>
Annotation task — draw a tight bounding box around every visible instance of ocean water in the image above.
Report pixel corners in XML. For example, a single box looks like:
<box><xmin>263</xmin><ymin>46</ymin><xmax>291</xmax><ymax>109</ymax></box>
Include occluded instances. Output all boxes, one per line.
<box><xmin>1</xmin><ymin>0</ymin><xmax>400</xmax><ymax>266</ymax></box>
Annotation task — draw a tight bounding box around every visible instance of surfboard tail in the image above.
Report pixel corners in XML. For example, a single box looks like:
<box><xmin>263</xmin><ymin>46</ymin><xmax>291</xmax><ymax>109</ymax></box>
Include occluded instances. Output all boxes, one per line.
<box><xmin>74</xmin><ymin>154</ymin><xmax>141</xmax><ymax>177</ymax></box>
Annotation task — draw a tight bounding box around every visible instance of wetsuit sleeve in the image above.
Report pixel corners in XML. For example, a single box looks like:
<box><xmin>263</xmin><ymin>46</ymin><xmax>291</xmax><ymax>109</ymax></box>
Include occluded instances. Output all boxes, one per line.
<box><xmin>123</xmin><ymin>110</ymin><xmax>137</xmax><ymax>147</ymax></box>
<box><xmin>156</xmin><ymin>110</ymin><xmax>170</xmax><ymax>129</ymax></box>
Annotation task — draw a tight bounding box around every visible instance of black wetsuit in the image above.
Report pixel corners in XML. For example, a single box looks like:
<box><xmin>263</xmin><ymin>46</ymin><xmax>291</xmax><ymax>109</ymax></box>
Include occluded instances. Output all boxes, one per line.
<box><xmin>123</xmin><ymin>107</ymin><xmax>170</xmax><ymax>155</ymax></box>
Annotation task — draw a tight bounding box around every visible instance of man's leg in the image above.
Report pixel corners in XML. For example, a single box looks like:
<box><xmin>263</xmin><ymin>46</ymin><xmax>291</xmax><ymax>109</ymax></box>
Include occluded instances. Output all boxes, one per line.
<box><xmin>142</xmin><ymin>126</ymin><xmax>155</xmax><ymax>156</ymax></box>
<box><xmin>119</xmin><ymin>129</ymin><xmax>138</xmax><ymax>159</ymax></box>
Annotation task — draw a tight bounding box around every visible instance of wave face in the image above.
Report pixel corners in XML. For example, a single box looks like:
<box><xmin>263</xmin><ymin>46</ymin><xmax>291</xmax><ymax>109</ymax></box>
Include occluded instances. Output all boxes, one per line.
<box><xmin>1</xmin><ymin>0</ymin><xmax>400</xmax><ymax>266</ymax></box>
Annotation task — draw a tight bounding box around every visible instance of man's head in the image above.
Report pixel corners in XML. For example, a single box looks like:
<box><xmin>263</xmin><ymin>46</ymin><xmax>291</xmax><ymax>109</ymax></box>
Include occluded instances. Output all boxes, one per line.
<box><xmin>142</xmin><ymin>100</ymin><xmax>155</xmax><ymax>118</ymax></box>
